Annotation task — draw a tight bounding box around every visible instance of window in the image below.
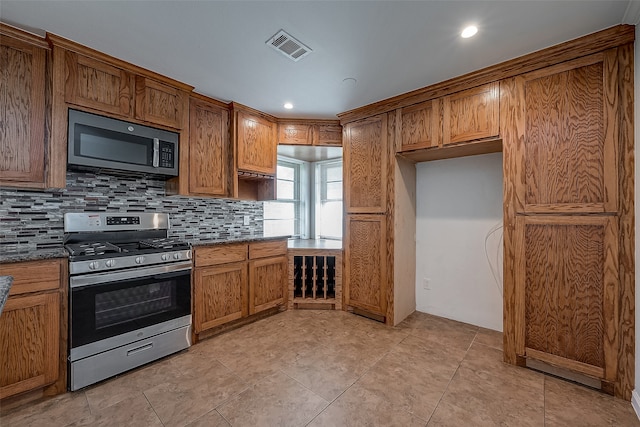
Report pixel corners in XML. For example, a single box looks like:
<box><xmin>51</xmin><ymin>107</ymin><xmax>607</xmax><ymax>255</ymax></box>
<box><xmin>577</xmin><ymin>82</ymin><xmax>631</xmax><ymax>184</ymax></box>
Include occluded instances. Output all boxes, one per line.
<box><xmin>263</xmin><ymin>159</ymin><xmax>307</xmax><ymax>237</ymax></box>
<box><xmin>315</xmin><ymin>160</ymin><xmax>343</xmax><ymax>239</ymax></box>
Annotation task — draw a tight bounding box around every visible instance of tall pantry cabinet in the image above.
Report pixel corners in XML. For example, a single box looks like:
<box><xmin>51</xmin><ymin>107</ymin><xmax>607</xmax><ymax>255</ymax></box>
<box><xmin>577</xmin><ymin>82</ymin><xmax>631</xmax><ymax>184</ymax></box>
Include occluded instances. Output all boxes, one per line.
<box><xmin>343</xmin><ymin>114</ymin><xmax>416</xmax><ymax>325</ymax></box>
<box><xmin>501</xmin><ymin>44</ymin><xmax>634</xmax><ymax>397</ymax></box>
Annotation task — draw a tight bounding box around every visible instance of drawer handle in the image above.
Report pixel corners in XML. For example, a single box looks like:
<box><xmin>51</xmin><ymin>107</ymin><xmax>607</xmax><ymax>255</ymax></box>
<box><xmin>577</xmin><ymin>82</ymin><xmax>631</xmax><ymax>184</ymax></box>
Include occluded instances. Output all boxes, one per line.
<box><xmin>127</xmin><ymin>342</ymin><xmax>153</xmax><ymax>356</ymax></box>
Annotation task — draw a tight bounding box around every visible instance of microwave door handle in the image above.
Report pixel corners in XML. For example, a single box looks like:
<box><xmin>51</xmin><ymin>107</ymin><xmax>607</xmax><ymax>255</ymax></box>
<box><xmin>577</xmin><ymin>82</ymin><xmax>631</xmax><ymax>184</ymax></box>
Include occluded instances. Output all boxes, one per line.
<box><xmin>152</xmin><ymin>138</ymin><xmax>160</xmax><ymax>167</ymax></box>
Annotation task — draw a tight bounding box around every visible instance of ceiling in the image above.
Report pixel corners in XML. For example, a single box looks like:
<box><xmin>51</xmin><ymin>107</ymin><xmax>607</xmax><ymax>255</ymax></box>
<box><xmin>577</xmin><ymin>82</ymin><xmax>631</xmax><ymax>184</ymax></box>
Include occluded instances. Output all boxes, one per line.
<box><xmin>2</xmin><ymin>1</ymin><xmax>639</xmax><ymax>119</ymax></box>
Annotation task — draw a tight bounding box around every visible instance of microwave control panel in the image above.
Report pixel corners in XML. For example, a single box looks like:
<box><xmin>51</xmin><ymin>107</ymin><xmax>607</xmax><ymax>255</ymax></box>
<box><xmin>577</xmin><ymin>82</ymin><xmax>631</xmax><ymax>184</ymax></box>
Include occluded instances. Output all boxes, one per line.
<box><xmin>160</xmin><ymin>141</ymin><xmax>175</xmax><ymax>168</ymax></box>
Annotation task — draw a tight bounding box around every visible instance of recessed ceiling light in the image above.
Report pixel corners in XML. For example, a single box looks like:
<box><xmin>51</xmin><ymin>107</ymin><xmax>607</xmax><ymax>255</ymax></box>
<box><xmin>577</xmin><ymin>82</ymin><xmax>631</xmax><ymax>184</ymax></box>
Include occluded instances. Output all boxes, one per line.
<box><xmin>284</xmin><ymin>102</ymin><xmax>293</xmax><ymax>109</ymax></box>
<box><xmin>461</xmin><ymin>25</ymin><xmax>478</xmax><ymax>38</ymax></box>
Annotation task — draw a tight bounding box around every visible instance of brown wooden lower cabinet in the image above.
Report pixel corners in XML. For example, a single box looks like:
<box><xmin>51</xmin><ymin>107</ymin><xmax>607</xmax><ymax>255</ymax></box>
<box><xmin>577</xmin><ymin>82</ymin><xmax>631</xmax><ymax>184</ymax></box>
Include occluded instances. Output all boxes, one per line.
<box><xmin>249</xmin><ymin>255</ymin><xmax>287</xmax><ymax>315</ymax></box>
<box><xmin>193</xmin><ymin>262</ymin><xmax>247</xmax><ymax>332</ymax></box>
<box><xmin>0</xmin><ymin>258</ymin><xmax>65</xmax><ymax>400</ymax></box>
<box><xmin>343</xmin><ymin>214</ymin><xmax>388</xmax><ymax>318</ymax></box>
<box><xmin>193</xmin><ymin>239</ymin><xmax>288</xmax><ymax>335</ymax></box>
<box><xmin>515</xmin><ymin>215</ymin><xmax>618</xmax><ymax>383</ymax></box>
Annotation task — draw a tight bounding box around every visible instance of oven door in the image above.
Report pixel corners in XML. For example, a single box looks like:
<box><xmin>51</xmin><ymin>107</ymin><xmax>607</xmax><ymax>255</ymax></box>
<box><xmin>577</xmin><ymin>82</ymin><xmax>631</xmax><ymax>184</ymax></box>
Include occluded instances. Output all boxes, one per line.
<box><xmin>70</xmin><ymin>262</ymin><xmax>191</xmax><ymax>353</ymax></box>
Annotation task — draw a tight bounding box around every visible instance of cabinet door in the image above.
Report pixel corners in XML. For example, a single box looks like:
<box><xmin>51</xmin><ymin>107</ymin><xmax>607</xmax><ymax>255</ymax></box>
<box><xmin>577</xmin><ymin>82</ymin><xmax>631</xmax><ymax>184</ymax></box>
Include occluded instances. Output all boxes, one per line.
<box><xmin>135</xmin><ymin>76</ymin><xmax>184</xmax><ymax>129</ymax></box>
<box><xmin>344</xmin><ymin>114</ymin><xmax>388</xmax><ymax>214</ymax></box>
<box><xmin>278</xmin><ymin>122</ymin><xmax>312</xmax><ymax>145</ymax></box>
<box><xmin>344</xmin><ymin>214</ymin><xmax>387</xmax><ymax>318</ymax></box>
<box><xmin>189</xmin><ymin>98</ymin><xmax>229</xmax><ymax>196</ymax></box>
<box><xmin>236</xmin><ymin>111</ymin><xmax>277</xmax><ymax>175</ymax></box>
<box><xmin>0</xmin><ymin>292</ymin><xmax>60</xmax><ymax>399</ymax></box>
<box><xmin>194</xmin><ymin>262</ymin><xmax>248</xmax><ymax>332</ymax></box>
<box><xmin>443</xmin><ymin>82</ymin><xmax>499</xmax><ymax>145</ymax></box>
<box><xmin>64</xmin><ymin>51</ymin><xmax>133</xmax><ymax>117</ymax></box>
<box><xmin>518</xmin><ymin>52</ymin><xmax>618</xmax><ymax>213</ymax></box>
<box><xmin>0</xmin><ymin>36</ymin><xmax>46</xmax><ymax>185</ymax></box>
<box><xmin>313</xmin><ymin>124</ymin><xmax>342</xmax><ymax>146</ymax></box>
<box><xmin>249</xmin><ymin>255</ymin><xmax>287</xmax><ymax>314</ymax></box>
<box><xmin>515</xmin><ymin>215</ymin><xmax>618</xmax><ymax>381</ymax></box>
<box><xmin>399</xmin><ymin>99</ymin><xmax>442</xmax><ymax>152</ymax></box>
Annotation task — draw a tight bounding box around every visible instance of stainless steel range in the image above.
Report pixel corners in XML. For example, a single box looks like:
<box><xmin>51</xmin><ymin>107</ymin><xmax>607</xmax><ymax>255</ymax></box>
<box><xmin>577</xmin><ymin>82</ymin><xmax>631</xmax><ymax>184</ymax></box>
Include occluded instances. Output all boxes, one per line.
<box><xmin>64</xmin><ymin>212</ymin><xmax>192</xmax><ymax>391</ymax></box>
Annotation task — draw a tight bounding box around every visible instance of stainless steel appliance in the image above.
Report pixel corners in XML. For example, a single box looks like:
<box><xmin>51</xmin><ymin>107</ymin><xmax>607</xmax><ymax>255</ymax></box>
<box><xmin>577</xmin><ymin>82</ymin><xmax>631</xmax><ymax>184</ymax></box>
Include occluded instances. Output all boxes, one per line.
<box><xmin>67</xmin><ymin>109</ymin><xmax>179</xmax><ymax>176</ymax></box>
<box><xmin>64</xmin><ymin>212</ymin><xmax>191</xmax><ymax>391</ymax></box>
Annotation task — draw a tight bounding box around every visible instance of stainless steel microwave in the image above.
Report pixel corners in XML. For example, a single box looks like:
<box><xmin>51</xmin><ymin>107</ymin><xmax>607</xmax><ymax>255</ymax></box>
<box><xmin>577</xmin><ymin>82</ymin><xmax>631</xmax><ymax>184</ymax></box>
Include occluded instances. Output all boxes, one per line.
<box><xmin>68</xmin><ymin>109</ymin><xmax>179</xmax><ymax>177</ymax></box>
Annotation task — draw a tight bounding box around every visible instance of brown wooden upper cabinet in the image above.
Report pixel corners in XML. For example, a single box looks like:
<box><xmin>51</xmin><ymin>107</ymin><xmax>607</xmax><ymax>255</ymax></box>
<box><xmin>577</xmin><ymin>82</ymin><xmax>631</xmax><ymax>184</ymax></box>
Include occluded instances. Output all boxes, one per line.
<box><xmin>398</xmin><ymin>98</ymin><xmax>442</xmax><ymax>152</ymax></box>
<box><xmin>443</xmin><ymin>82</ymin><xmax>499</xmax><ymax>146</ymax></box>
<box><xmin>277</xmin><ymin>121</ymin><xmax>343</xmax><ymax>146</ymax></box>
<box><xmin>236</xmin><ymin>110</ymin><xmax>277</xmax><ymax>175</ymax></box>
<box><xmin>188</xmin><ymin>97</ymin><xmax>229</xmax><ymax>196</ymax></box>
<box><xmin>135</xmin><ymin>76</ymin><xmax>184</xmax><ymax>129</ymax></box>
<box><xmin>64</xmin><ymin>51</ymin><xmax>134</xmax><ymax>117</ymax></box>
<box><xmin>514</xmin><ymin>51</ymin><xmax>618</xmax><ymax>214</ymax></box>
<box><xmin>515</xmin><ymin>215</ymin><xmax>618</xmax><ymax>383</ymax></box>
<box><xmin>0</xmin><ymin>25</ymin><xmax>47</xmax><ymax>188</ymax></box>
<box><xmin>343</xmin><ymin>114</ymin><xmax>388</xmax><ymax>214</ymax></box>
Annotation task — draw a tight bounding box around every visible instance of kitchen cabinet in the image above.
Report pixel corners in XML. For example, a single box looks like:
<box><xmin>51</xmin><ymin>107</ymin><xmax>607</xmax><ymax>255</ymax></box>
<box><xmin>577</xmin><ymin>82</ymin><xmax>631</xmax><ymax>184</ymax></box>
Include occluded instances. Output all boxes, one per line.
<box><xmin>344</xmin><ymin>214</ymin><xmax>388</xmax><ymax>318</ymax></box>
<box><xmin>236</xmin><ymin>108</ymin><xmax>277</xmax><ymax>175</ymax></box>
<box><xmin>442</xmin><ymin>82</ymin><xmax>499</xmax><ymax>145</ymax></box>
<box><xmin>0</xmin><ymin>24</ymin><xmax>53</xmax><ymax>189</ymax></box>
<box><xmin>193</xmin><ymin>239</ymin><xmax>288</xmax><ymax>336</ymax></box>
<box><xmin>277</xmin><ymin>120</ymin><xmax>343</xmax><ymax>146</ymax></box>
<box><xmin>135</xmin><ymin>76</ymin><xmax>185</xmax><ymax>129</ymax></box>
<box><xmin>501</xmin><ymin>43</ymin><xmax>633</xmax><ymax>398</ymax></box>
<box><xmin>188</xmin><ymin>96</ymin><xmax>230</xmax><ymax>197</ymax></box>
<box><xmin>0</xmin><ymin>259</ymin><xmax>66</xmax><ymax>400</ymax></box>
<box><xmin>515</xmin><ymin>215</ymin><xmax>618</xmax><ymax>382</ymax></box>
<box><xmin>343</xmin><ymin>114</ymin><xmax>388</xmax><ymax>214</ymax></box>
<box><xmin>64</xmin><ymin>50</ymin><xmax>134</xmax><ymax>117</ymax></box>
<box><xmin>398</xmin><ymin>99</ymin><xmax>442</xmax><ymax>152</ymax></box>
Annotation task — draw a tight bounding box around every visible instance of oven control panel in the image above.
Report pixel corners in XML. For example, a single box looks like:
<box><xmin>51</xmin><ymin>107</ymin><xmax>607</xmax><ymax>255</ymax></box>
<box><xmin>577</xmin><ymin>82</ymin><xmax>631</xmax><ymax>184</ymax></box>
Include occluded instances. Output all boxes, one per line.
<box><xmin>106</xmin><ymin>216</ymin><xmax>141</xmax><ymax>226</ymax></box>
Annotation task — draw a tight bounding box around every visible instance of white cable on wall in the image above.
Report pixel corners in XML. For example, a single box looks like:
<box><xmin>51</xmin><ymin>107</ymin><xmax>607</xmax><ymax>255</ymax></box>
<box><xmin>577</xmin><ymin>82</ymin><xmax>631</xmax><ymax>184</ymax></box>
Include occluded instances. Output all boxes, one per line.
<box><xmin>484</xmin><ymin>220</ymin><xmax>504</xmax><ymax>295</ymax></box>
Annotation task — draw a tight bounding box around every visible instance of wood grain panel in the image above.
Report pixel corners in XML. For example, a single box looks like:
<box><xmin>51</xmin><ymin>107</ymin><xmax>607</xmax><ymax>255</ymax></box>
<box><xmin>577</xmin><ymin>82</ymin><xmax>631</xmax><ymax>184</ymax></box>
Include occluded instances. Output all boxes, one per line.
<box><xmin>0</xmin><ymin>35</ymin><xmax>46</xmax><ymax>185</ymax></box>
<box><xmin>399</xmin><ymin>99</ymin><xmax>441</xmax><ymax>152</ymax></box>
<box><xmin>135</xmin><ymin>76</ymin><xmax>183</xmax><ymax>129</ymax></box>
<box><xmin>189</xmin><ymin>97</ymin><xmax>228</xmax><ymax>196</ymax></box>
<box><xmin>344</xmin><ymin>214</ymin><xmax>387</xmax><ymax>317</ymax></box>
<box><xmin>343</xmin><ymin>114</ymin><xmax>387</xmax><ymax>213</ymax></box>
<box><xmin>614</xmin><ymin>43</ymin><xmax>634</xmax><ymax>400</ymax></box>
<box><xmin>0</xmin><ymin>292</ymin><xmax>59</xmax><ymax>399</ymax></box>
<box><xmin>64</xmin><ymin>51</ymin><xmax>133</xmax><ymax>117</ymax></box>
<box><xmin>338</xmin><ymin>25</ymin><xmax>634</xmax><ymax>124</ymax></box>
<box><xmin>443</xmin><ymin>82</ymin><xmax>499</xmax><ymax>145</ymax></box>
<box><xmin>249</xmin><ymin>255</ymin><xmax>287</xmax><ymax>314</ymax></box>
<box><xmin>399</xmin><ymin>139</ymin><xmax>502</xmax><ymax>162</ymax></box>
<box><xmin>249</xmin><ymin>240</ymin><xmax>287</xmax><ymax>259</ymax></box>
<box><xmin>517</xmin><ymin>216</ymin><xmax>618</xmax><ymax>378</ymax></box>
<box><xmin>313</xmin><ymin>124</ymin><xmax>342</xmax><ymax>146</ymax></box>
<box><xmin>278</xmin><ymin>122</ymin><xmax>312</xmax><ymax>145</ymax></box>
<box><xmin>236</xmin><ymin>110</ymin><xmax>277</xmax><ymax>175</ymax></box>
<box><xmin>2</xmin><ymin>259</ymin><xmax>62</xmax><ymax>296</ymax></box>
<box><xmin>195</xmin><ymin>244</ymin><xmax>247</xmax><ymax>267</ymax></box>
<box><xmin>522</xmin><ymin>53</ymin><xmax>617</xmax><ymax>212</ymax></box>
<box><xmin>194</xmin><ymin>263</ymin><xmax>248</xmax><ymax>332</ymax></box>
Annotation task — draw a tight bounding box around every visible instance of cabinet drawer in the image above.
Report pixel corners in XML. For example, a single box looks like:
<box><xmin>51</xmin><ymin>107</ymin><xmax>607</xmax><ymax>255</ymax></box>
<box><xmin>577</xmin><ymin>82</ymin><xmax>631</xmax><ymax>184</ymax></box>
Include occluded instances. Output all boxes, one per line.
<box><xmin>195</xmin><ymin>244</ymin><xmax>247</xmax><ymax>267</ymax></box>
<box><xmin>2</xmin><ymin>259</ymin><xmax>62</xmax><ymax>296</ymax></box>
<box><xmin>249</xmin><ymin>240</ymin><xmax>287</xmax><ymax>259</ymax></box>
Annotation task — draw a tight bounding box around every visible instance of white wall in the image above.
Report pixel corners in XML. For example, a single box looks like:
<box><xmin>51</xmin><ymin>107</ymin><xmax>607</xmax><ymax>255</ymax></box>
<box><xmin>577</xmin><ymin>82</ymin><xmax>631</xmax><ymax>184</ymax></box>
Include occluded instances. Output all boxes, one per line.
<box><xmin>415</xmin><ymin>152</ymin><xmax>503</xmax><ymax>331</ymax></box>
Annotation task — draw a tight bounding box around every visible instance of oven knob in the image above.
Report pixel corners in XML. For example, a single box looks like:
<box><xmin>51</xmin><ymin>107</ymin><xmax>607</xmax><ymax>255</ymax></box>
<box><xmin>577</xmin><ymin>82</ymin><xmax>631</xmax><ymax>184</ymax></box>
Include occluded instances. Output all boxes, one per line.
<box><xmin>89</xmin><ymin>261</ymin><xmax>98</xmax><ymax>270</ymax></box>
<box><xmin>135</xmin><ymin>256</ymin><xmax>145</xmax><ymax>264</ymax></box>
<box><xmin>105</xmin><ymin>259</ymin><xmax>116</xmax><ymax>268</ymax></box>
<box><xmin>161</xmin><ymin>254</ymin><xmax>170</xmax><ymax>261</ymax></box>
<box><xmin>173</xmin><ymin>252</ymin><xmax>181</xmax><ymax>260</ymax></box>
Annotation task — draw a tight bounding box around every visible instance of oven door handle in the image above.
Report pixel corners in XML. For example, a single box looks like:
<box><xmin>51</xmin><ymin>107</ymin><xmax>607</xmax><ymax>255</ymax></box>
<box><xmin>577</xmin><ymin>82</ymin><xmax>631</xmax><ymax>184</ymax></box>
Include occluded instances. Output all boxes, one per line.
<box><xmin>70</xmin><ymin>261</ymin><xmax>192</xmax><ymax>288</ymax></box>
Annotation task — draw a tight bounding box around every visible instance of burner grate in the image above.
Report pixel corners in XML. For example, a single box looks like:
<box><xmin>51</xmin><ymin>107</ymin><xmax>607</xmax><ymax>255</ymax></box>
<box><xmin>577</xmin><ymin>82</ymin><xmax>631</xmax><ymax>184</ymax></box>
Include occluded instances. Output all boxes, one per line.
<box><xmin>66</xmin><ymin>242</ymin><xmax>122</xmax><ymax>256</ymax></box>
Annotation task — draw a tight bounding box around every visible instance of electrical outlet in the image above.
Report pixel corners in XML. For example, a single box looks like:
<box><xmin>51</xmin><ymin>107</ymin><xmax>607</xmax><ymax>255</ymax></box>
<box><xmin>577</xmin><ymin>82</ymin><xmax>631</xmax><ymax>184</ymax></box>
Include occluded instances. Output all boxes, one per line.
<box><xmin>423</xmin><ymin>278</ymin><xmax>431</xmax><ymax>290</ymax></box>
<box><xmin>243</xmin><ymin>215</ymin><xmax>250</xmax><ymax>226</ymax></box>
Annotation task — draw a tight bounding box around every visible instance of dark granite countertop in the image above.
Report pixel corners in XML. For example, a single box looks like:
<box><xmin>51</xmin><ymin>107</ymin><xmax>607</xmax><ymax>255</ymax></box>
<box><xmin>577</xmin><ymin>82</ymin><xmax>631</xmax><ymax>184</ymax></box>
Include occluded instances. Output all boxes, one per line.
<box><xmin>0</xmin><ymin>247</ymin><xmax>68</xmax><ymax>264</ymax></box>
<box><xmin>187</xmin><ymin>235</ymin><xmax>290</xmax><ymax>247</ymax></box>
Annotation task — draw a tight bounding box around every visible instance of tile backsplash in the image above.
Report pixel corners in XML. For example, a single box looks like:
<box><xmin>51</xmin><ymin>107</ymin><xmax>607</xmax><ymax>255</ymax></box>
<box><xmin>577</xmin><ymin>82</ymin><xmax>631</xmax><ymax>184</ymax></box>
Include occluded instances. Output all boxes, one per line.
<box><xmin>0</xmin><ymin>171</ymin><xmax>263</xmax><ymax>252</ymax></box>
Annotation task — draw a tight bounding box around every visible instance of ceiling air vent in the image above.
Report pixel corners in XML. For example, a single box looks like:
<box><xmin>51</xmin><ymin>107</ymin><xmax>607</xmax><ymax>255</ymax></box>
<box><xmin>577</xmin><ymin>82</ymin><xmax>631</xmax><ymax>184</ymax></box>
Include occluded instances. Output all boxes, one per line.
<box><xmin>266</xmin><ymin>29</ymin><xmax>312</xmax><ymax>62</ymax></box>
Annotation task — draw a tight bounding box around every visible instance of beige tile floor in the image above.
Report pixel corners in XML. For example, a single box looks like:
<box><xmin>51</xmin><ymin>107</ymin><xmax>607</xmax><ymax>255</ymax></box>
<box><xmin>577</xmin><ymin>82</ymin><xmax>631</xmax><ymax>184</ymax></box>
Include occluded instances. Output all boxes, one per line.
<box><xmin>2</xmin><ymin>310</ymin><xmax>639</xmax><ymax>426</ymax></box>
